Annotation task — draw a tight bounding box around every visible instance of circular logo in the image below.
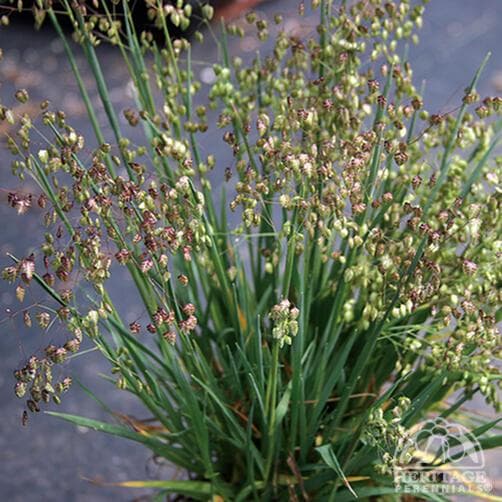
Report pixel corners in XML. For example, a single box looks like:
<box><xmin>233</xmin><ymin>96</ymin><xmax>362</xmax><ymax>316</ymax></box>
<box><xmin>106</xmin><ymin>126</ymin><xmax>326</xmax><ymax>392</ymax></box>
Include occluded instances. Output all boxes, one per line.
<box><xmin>396</xmin><ymin>417</ymin><xmax>485</xmax><ymax>471</ymax></box>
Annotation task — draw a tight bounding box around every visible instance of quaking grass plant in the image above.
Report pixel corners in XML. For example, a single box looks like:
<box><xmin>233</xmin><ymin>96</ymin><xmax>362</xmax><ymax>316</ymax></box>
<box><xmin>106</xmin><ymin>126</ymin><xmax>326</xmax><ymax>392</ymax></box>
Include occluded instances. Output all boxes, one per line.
<box><xmin>1</xmin><ymin>0</ymin><xmax>501</xmax><ymax>499</ymax></box>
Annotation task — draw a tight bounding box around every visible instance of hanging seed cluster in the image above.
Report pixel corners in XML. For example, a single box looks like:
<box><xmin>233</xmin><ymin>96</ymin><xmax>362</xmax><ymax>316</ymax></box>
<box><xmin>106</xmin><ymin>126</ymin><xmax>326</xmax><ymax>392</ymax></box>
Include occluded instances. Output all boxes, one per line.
<box><xmin>0</xmin><ymin>0</ymin><xmax>501</xmax><ymax>495</ymax></box>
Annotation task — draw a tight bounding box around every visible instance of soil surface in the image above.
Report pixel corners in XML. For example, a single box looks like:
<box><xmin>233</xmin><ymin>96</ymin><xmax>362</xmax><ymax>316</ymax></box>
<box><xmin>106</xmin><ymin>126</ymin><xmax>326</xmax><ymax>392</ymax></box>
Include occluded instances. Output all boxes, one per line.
<box><xmin>0</xmin><ymin>1</ymin><xmax>501</xmax><ymax>500</ymax></box>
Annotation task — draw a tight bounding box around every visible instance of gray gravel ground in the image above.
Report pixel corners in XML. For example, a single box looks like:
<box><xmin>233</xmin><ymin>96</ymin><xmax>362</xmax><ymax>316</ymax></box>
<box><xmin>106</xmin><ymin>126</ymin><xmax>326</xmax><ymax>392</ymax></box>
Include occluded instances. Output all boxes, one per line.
<box><xmin>0</xmin><ymin>1</ymin><xmax>501</xmax><ymax>500</ymax></box>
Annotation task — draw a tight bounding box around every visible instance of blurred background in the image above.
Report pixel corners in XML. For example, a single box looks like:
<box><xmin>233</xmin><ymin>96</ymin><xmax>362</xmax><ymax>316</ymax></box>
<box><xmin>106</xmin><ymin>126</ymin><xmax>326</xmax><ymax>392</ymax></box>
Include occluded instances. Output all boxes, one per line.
<box><xmin>0</xmin><ymin>0</ymin><xmax>501</xmax><ymax>500</ymax></box>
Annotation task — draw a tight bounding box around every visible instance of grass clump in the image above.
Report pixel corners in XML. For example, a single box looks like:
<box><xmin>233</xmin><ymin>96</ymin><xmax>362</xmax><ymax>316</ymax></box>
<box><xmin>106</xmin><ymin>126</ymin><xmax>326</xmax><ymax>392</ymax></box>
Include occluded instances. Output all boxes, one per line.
<box><xmin>1</xmin><ymin>0</ymin><xmax>501</xmax><ymax>500</ymax></box>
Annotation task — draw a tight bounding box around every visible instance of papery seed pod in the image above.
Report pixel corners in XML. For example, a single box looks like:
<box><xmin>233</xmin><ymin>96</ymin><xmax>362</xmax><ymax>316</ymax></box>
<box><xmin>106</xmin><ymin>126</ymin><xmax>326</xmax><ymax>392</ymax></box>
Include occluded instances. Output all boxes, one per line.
<box><xmin>36</xmin><ymin>312</ymin><xmax>51</xmax><ymax>329</ymax></box>
<box><xmin>144</xmin><ymin>235</ymin><xmax>158</xmax><ymax>252</ymax></box>
<box><xmin>462</xmin><ymin>259</ymin><xmax>478</xmax><ymax>275</ymax></box>
<box><xmin>41</xmin><ymin>389</ymin><xmax>51</xmax><ymax>403</ymax></box>
<box><xmin>367</xmin><ymin>79</ymin><xmax>379</xmax><ymax>93</ymax></box>
<box><xmin>21</xmin><ymin>366</ymin><xmax>36</xmax><ymax>382</ymax></box>
<box><xmin>56</xmin><ymin>266</ymin><xmax>69</xmax><ymax>282</ymax></box>
<box><xmin>21</xmin><ymin>310</ymin><xmax>32</xmax><ymax>327</ymax></box>
<box><xmin>182</xmin><ymin>303</ymin><xmax>196</xmax><ymax>316</ymax></box>
<box><xmin>180</xmin><ymin>315</ymin><xmax>198</xmax><ymax>333</ymax></box>
<box><xmin>15</xmin><ymin>381</ymin><xmax>27</xmax><ymax>398</ymax></box>
<box><xmin>61</xmin><ymin>289</ymin><xmax>73</xmax><ymax>303</ymax></box>
<box><xmin>64</xmin><ymin>339</ymin><xmax>80</xmax><ymax>353</ymax></box>
<box><xmin>123</xmin><ymin>108</ymin><xmax>139</xmax><ymax>126</ymax></box>
<box><xmin>26</xmin><ymin>399</ymin><xmax>40</xmax><ymax>413</ymax></box>
<box><xmin>153</xmin><ymin>310</ymin><xmax>163</xmax><ymax>326</ymax></box>
<box><xmin>44</xmin><ymin>378</ymin><xmax>55</xmax><ymax>393</ymax></box>
<box><xmin>30</xmin><ymin>387</ymin><xmax>42</xmax><ymax>402</ymax></box>
<box><xmin>116</xmin><ymin>377</ymin><xmax>127</xmax><ymax>390</ymax></box>
<box><xmin>163</xmin><ymin>331</ymin><xmax>176</xmax><ymax>345</ymax></box>
<box><xmin>475</xmin><ymin>105</ymin><xmax>489</xmax><ymax>118</ymax></box>
<box><xmin>462</xmin><ymin>300</ymin><xmax>477</xmax><ymax>315</ymax></box>
<box><xmin>140</xmin><ymin>257</ymin><xmax>154</xmax><ymax>273</ymax></box>
<box><xmin>394</xmin><ymin>150</ymin><xmax>408</xmax><ymax>165</ymax></box>
<box><xmin>182</xmin><ymin>246</ymin><xmax>192</xmax><ymax>262</ymax></box>
<box><xmin>411</xmin><ymin>175</ymin><xmax>422</xmax><ymax>189</ymax></box>
<box><xmin>437</xmin><ymin>210</ymin><xmax>449</xmax><ymax>224</ymax></box>
<box><xmin>15</xmin><ymin>285</ymin><xmax>25</xmax><ymax>302</ymax></box>
<box><xmin>15</xmin><ymin>89</ymin><xmax>29</xmax><ymax>103</ymax></box>
<box><xmin>8</xmin><ymin>192</ymin><xmax>32</xmax><ymax>214</ymax></box>
<box><xmin>38</xmin><ymin>149</ymin><xmax>50</xmax><ymax>164</ymax></box>
<box><xmin>58</xmin><ymin>377</ymin><xmax>72</xmax><ymax>392</ymax></box>
<box><xmin>402</xmin><ymin>104</ymin><xmax>414</xmax><ymax>118</ymax></box>
<box><xmin>2</xmin><ymin>266</ymin><xmax>18</xmax><ymax>282</ymax></box>
<box><xmin>377</xmin><ymin>95</ymin><xmax>387</xmax><ymax>108</ymax></box>
<box><xmin>129</xmin><ymin>321</ymin><xmax>141</xmax><ymax>334</ymax></box>
<box><xmin>430</xmin><ymin>114</ymin><xmax>443</xmax><ymax>125</ymax></box>
<box><xmin>114</xmin><ymin>248</ymin><xmax>131</xmax><ymax>264</ymax></box>
<box><xmin>463</xmin><ymin>92</ymin><xmax>478</xmax><ymax>105</ymax></box>
<box><xmin>27</xmin><ymin>356</ymin><xmax>38</xmax><ymax>371</ymax></box>
<box><xmin>37</xmin><ymin>194</ymin><xmax>47</xmax><ymax>208</ymax></box>
<box><xmin>58</xmin><ymin>307</ymin><xmax>71</xmax><ymax>321</ymax></box>
<box><xmin>429</xmin><ymin>231</ymin><xmax>441</xmax><ymax>243</ymax></box>
<box><xmin>20</xmin><ymin>256</ymin><xmax>35</xmax><ymax>283</ymax></box>
<box><xmin>51</xmin><ymin>347</ymin><xmax>67</xmax><ymax>364</ymax></box>
<box><xmin>352</xmin><ymin>203</ymin><xmax>366</xmax><ymax>214</ymax></box>
<box><xmin>165</xmin><ymin>311</ymin><xmax>175</xmax><ymax>325</ymax></box>
<box><xmin>411</xmin><ymin>97</ymin><xmax>423</xmax><ymax>110</ymax></box>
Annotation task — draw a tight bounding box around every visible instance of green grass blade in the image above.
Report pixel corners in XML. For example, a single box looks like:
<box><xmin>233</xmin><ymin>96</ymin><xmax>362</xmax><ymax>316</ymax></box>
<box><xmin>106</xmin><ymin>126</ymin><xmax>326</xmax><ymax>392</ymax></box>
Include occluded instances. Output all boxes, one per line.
<box><xmin>316</xmin><ymin>444</ymin><xmax>356</xmax><ymax>498</ymax></box>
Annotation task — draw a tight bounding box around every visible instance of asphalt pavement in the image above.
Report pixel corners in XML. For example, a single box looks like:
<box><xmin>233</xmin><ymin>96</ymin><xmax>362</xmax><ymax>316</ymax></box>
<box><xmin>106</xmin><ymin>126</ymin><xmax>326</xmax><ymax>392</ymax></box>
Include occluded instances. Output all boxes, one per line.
<box><xmin>0</xmin><ymin>1</ymin><xmax>501</xmax><ymax>500</ymax></box>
